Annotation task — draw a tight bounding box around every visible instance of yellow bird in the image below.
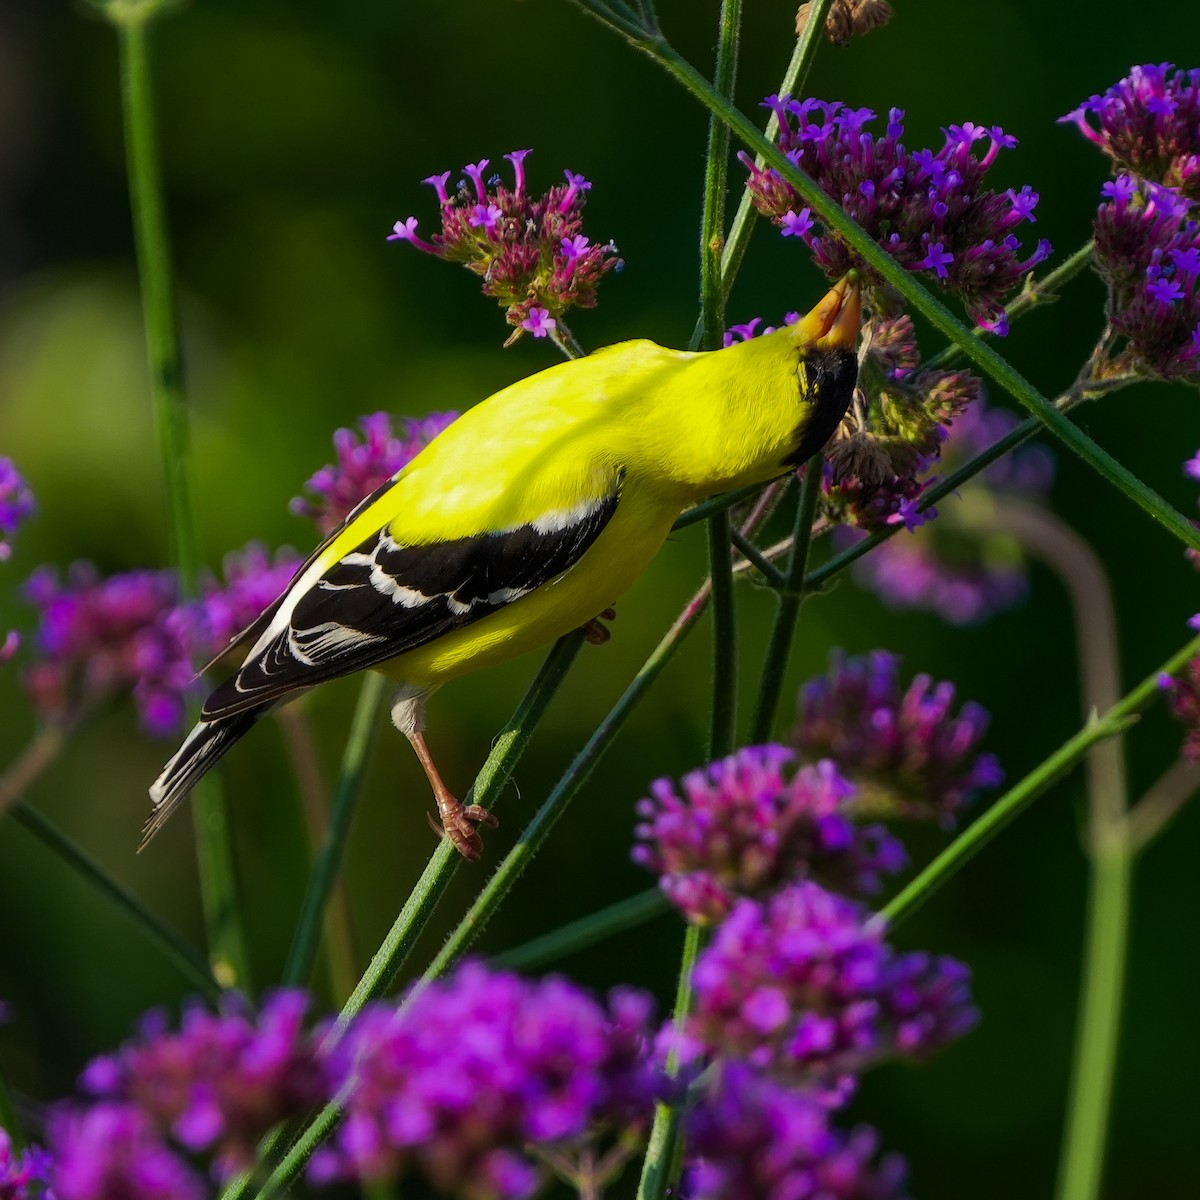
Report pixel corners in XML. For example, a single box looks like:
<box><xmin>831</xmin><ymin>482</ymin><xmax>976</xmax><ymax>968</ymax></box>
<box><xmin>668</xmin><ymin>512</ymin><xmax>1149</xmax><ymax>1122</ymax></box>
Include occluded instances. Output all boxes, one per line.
<box><xmin>147</xmin><ymin>274</ymin><xmax>861</xmax><ymax>859</ymax></box>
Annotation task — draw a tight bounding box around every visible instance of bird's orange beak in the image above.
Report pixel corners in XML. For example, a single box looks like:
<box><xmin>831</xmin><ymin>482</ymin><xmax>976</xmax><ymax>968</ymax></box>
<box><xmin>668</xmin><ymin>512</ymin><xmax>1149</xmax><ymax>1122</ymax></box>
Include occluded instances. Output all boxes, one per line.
<box><xmin>789</xmin><ymin>272</ymin><xmax>862</xmax><ymax>351</ymax></box>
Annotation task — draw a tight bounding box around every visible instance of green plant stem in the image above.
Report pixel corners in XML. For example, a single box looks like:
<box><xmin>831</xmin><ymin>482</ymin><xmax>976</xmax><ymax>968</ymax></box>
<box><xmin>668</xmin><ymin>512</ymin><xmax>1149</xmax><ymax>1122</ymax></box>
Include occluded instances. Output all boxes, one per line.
<box><xmin>673</xmin><ymin>482</ymin><xmax>767</xmax><ymax>530</ymax></box>
<box><xmin>1121</xmin><ymin>759</ymin><xmax>1200</xmax><ymax>854</ymax></box>
<box><xmin>581</xmin><ymin>25</ymin><xmax>1200</xmax><ymax>553</ymax></box>
<box><xmin>492</xmin><ymin>886</ymin><xmax>668</xmax><ymax>970</ymax></box>
<box><xmin>282</xmin><ymin>674</ymin><xmax>386</xmax><ymax>991</ymax></box>
<box><xmin>882</xmin><ymin>637</ymin><xmax>1200</xmax><ymax>926</ymax></box>
<box><xmin>11</xmin><ymin>800</ymin><xmax>220</xmax><ymax>999</ymax></box>
<box><xmin>749</xmin><ymin>453</ymin><xmax>823</xmax><ymax>743</ymax></box>
<box><xmin>115</xmin><ymin>10</ymin><xmax>250</xmax><ymax>990</ymax></box>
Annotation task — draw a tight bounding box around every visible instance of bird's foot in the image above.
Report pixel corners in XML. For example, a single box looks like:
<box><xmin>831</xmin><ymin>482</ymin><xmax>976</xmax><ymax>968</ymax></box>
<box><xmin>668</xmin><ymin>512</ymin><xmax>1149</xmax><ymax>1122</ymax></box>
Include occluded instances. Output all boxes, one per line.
<box><xmin>428</xmin><ymin>796</ymin><xmax>499</xmax><ymax>862</ymax></box>
<box><xmin>580</xmin><ymin>606</ymin><xmax>617</xmax><ymax>645</ymax></box>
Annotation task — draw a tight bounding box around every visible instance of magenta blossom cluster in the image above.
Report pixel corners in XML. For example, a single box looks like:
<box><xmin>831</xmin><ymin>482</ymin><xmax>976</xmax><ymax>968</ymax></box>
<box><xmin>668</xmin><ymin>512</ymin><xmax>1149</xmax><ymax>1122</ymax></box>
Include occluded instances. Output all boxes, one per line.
<box><xmin>723</xmin><ymin>311</ymin><xmax>800</xmax><ymax>347</ymax></box>
<box><xmin>21</xmin><ymin>564</ymin><xmax>191</xmax><ymax>735</ymax></box>
<box><xmin>688</xmin><ymin>881</ymin><xmax>977</xmax><ymax>1082</ymax></box>
<box><xmin>846</xmin><ymin>398</ymin><xmax>1056</xmax><ymax>624</ymax></box>
<box><xmin>0</xmin><ymin>457</ymin><xmax>35</xmax><ymax>562</ymax></box>
<box><xmin>794</xmin><ymin>650</ymin><xmax>1003</xmax><ymax>825</ymax></box>
<box><xmin>291</xmin><ymin>410</ymin><xmax>457</xmax><ymax>536</ymax></box>
<box><xmin>313</xmin><ymin>962</ymin><xmax>661</xmax><ymax>1197</ymax></box>
<box><xmin>683</xmin><ymin>1062</ymin><xmax>910</xmax><ymax>1200</ymax></box>
<box><xmin>633</xmin><ymin>745</ymin><xmax>907</xmax><ymax>923</ymax></box>
<box><xmin>48</xmin><ymin>1104</ymin><xmax>202</xmax><ymax>1200</ymax></box>
<box><xmin>1061</xmin><ymin>63</ymin><xmax>1200</xmax><ymax>198</ymax></box>
<box><xmin>741</xmin><ymin>97</ymin><xmax>1050</xmax><ymax>332</ymax></box>
<box><xmin>1160</xmin><ymin>653</ymin><xmax>1200</xmax><ymax>763</ymax></box>
<box><xmin>75</xmin><ymin>990</ymin><xmax>326</xmax><ymax>1181</ymax></box>
<box><xmin>1092</xmin><ymin>175</ymin><xmax>1200</xmax><ymax>380</ymax></box>
<box><xmin>0</xmin><ymin>1128</ymin><xmax>54</xmax><ymax>1200</ymax></box>
<box><xmin>388</xmin><ymin>150</ymin><xmax>622</xmax><ymax>341</ymax></box>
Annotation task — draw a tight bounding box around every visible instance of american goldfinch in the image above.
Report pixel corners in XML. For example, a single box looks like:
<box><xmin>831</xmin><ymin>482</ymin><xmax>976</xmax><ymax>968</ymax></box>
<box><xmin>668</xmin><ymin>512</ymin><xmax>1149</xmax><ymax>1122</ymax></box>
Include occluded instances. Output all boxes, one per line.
<box><xmin>147</xmin><ymin>275</ymin><xmax>861</xmax><ymax>859</ymax></box>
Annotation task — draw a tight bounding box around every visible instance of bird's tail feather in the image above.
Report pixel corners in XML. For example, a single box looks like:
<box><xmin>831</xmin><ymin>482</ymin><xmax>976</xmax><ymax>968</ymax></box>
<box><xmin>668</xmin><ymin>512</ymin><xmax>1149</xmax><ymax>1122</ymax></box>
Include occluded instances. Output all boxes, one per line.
<box><xmin>142</xmin><ymin>709</ymin><xmax>263</xmax><ymax>850</ymax></box>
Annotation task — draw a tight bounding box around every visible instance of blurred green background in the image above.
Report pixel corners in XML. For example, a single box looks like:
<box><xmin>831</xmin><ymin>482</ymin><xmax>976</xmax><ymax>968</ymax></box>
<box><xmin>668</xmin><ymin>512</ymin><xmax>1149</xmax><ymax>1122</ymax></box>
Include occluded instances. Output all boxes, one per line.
<box><xmin>1</xmin><ymin>0</ymin><xmax>1198</xmax><ymax>1195</ymax></box>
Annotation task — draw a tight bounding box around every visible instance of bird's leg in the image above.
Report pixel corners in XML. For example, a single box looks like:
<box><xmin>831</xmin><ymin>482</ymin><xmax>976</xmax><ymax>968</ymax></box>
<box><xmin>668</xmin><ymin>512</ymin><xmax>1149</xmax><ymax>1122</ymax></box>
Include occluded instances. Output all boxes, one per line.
<box><xmin>392</xmin><ymin>684</ymin><xmax>497</xmax><ymax>862</ymax></box>
<box><xmin>580</xmin><ymin>605</ymin><xmax>617</xmax><ymax>645</ymax></box>
<box><xmin>406</xmin><ymin>729</ymin><xmax>498</xmax><ymax>862</ymax></box>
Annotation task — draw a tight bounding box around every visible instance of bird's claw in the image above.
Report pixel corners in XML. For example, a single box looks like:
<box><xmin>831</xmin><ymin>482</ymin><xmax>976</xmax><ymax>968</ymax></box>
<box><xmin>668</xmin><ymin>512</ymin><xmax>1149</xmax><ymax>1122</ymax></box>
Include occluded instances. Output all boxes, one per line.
<box><xmin>581</xmin><ymin>606</ymin><xmax>618</xmax><ymax>645</ymax></box>
<box><xmin>428</xmin><ymin>798</ymin><xmax>499</xmax><ymax>862</ymax></box>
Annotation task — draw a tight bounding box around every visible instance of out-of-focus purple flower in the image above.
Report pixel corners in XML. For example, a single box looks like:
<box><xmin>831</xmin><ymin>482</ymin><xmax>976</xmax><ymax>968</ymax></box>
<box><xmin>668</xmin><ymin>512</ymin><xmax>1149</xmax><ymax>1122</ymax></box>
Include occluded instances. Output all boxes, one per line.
<box><xmin>688</xmin><ymin>882</ymin><xmax>977</xmax><ymax>1081</ymax></box>
<box><xmin>79</xmin><ymin>990</ymin><xmax>326</xmax><ymax>1180</ymax></box>
<box><xmin>1060</xmin><ymin>64</ymin><xmax>1200</xmax><ymax>199</ymax></box>
<box><xmin>821</xmin><ymin>315</ymin><xmax>986</xmax><ymax>533</ymax></box>
<box><xmin>389</xmin><ymin>150</ymin><xmax>622</xmax><ymax>342</ymax></box>
<box><xmin>722</xmin><ymin>312</ymin><xmax>801</xmax><ymax>348</ymax></box>
<box><xmin>632</xmin><ymin>746</ymin><xmax>907</xmax><ymax>923</ymax></box>
<box><xmin>0</xmin><ymin>457</ymin><xmax>35</xmax><ymax>562</ymax></box>
<box><xmin>291</xmin><ymin>411</ymin><xmax>457</xmax><ymax>536</ymax></box>
<box><xmin>843</xmin><ymin>398</ymin><xmax>1056</xmax><ymax>624</ymax></box>
<box><xmin>793</xmin><ymin>650</ymin><xmax>1003</xmax><ymax>825</ymax></box>
<box><xmin>682</xmin><ymin>1061</ymin><xmax>909</xmax><ymax>1200</ymax></box>
<box><xmin>48</xmin><ymin>1104</ymin><xmax>202</xmax><ymax>1200</ymax></box>
<box><xmin>313</xmin><ymin>961</ymin><xmax>660</xmax><ymax>1197</ymax></box>
<box><xmin>1160</xmin><ymin>653</ymin><xmax>1200</xmax><ymax>762</ymax></box>
<box><xmin>1092</xmin><ymin>175</ymin><xmax>1200</xmax><ymax>380</ymax></box>
<box><xmin>740</xmin><ymin>99</ymin><xmax>1050</xmax><ymax>332</ymax></box>
<box><xmin>189</xmin><ymin>542</ymin><xmax>303</xmax><ymax>662</ymax></box>
<box><xmin>21</xmin><ymin>565</ymin><xmax>191</xmax><ymax>736</ymax></box>
<box><xmin>0</xmin><ymin>1128</ymin><xmax>55</xmax><ymax>1200</ymax></box>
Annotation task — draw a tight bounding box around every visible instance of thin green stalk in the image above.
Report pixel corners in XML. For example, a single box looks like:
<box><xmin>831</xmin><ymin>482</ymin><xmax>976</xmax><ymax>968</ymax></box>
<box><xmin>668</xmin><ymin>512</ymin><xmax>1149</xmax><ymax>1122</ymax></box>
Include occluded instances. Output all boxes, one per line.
<box><xmin>749</xmin><ymin>452</ymin><xmax>824</xmax><ymax>742</ymax></box>
<box><xmin>882</xmin><ymin>637</ymin><xmax>1200</xmax><ymax>926</ymax></box>
<box><xmin>592</xmin><ymin>30</ymin><xmax>1200</xmax><ymax>553</ymax></box>
<box><xmin>492</xmin><ymin>887</ymin><xmax>668</xmax><ymax>970</ymax></box>
<box><xmin>283</xmin><ymin>673</ymin><xmax>387</xmax><ymax>989</ymax></box>
<box><xmin>423</xmin><ymin>591</ymin><xmax>714</xmax><ymax>979</ymax></box>
<box><xmin>730</xmin><ymin>527</ymin><xmax>786</xmax><ymax>585</ymax></box>
<box><xmin>673</xmin><ymin>482</ymin><xmax>766</xmax><ymax>530</ymax></box>
<box><xmin>114</xmin><ymin>7</ymin><xmax>250</xmax><ymax>989</ymax></box>
<box><xmin>11</xmin><ymin>800</ymin><xmax>220</xmax><ymax>999</ymax></box>
<box><xmin>637</xmin><ymin>923</ymin><xmax>707</xmax><ymax>1200</ymax></box>
<box><xmin>705</xmin><ymin>512</ymin><xmax>738</xmax><ymax>757</ymax></box>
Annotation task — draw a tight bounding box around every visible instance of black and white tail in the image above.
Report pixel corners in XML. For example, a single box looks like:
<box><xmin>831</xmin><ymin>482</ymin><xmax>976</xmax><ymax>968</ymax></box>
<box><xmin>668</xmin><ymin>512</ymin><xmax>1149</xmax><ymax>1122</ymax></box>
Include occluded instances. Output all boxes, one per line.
<box><xmin>141</xmin><ymin>709</ymin><xmax>265</xmax><ymax>850</ymax></box>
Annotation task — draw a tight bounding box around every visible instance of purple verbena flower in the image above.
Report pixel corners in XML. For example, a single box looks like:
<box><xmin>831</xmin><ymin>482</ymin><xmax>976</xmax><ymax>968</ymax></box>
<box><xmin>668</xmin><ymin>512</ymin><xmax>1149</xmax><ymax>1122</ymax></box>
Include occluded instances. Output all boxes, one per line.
<box><xmin>189</xmin><ymin>542</ymin><xmax>303</xmax><ymax>662</ymax></box>
<box><xmin>21</xmin><ymin>565</ymin><xmax>192</xmax><ymax>736</ymax></box>
<box><xmin>0</xmin><ymin>1129</ymin><xmax>55</xmax><ymax>1200</ymax></box>
<box><xmin>740</xmin><ymin>99</ymin><xmax>1050</xmax><ymax>331</ymax></box>
<box><xmin>688</xmin><ymin>882</ymin><xmax>977</xmax><ymax>1081</ymax></box>
<box><xmin>632</xmin><ymin>746</ymin><xmax>907</xmax><ymax>923</ymax></box>
<box><xmin>722</xmin><ymin>312</ymin><xmax>801</xmax><ymax>348</ymax></box>
<box><xmin>821</xmin><ymin>315</ymin><xmax>986</xmax><ymax>533</ymax></box>
<box><xmin>1061</xmin><ymin>64</ymin><xmax>1200</xmax><ymax>199</ymax></box>
<box><xmin>47</xmin><ymin>1104</ymin><xmax>202</xmax><ymax>1200</ymax></box>
<box><xmin>313</xmin><ymin>961</ymin><xmax>661</xmax><ymax>1197</ymax></box>
<box><xmin>793</xmin><ymin>649</ymin><xmax>1003</xmax><ymax>825</ymax></box>
<box><xmin>1160</xmin><ymin>652</ymin><xmax>1200</xmax><ymax>762</ymax></box>
<box><xmin>1092</xmin><ymin>175</ymin><xmax>1200</xmax><ymax>380</ymax></box>
<box><xmin>843</xmin><ymin>398</ymin><xmax>1056</xmax><ymax>624</ymax></box>
<box><xmin>682</xmin><ymin>1061</ymin><xmax>909</xmax><ymax>1200</ymax></box>
<box><xmin>0</xmin><ymin>457</ymin><xmax>35</xmax><ymax>562</ymax></box>
<box><xmin>389</xmin><ymin>151</ymin><xmax>622</xmax><ymax>343</ymax></box>
<box><xmin>291</xmin><ymin>411</ymin><xmax>458</xmax><ymax>536</ymax></box>
<box><xmin>78</xmin><ymin>990</ymin><xmax>326</xmax><ymax>1180</ymax></box>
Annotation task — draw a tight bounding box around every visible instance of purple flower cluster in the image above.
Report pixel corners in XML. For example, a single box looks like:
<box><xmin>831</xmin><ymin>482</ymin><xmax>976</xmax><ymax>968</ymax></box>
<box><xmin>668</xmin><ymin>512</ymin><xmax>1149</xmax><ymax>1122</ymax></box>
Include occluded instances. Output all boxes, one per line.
<box><xmin>389</xmin><ymin>150</ymin><xmax>622</xmax><ymax>341</ymax></box>
<box><xmin>822</xmin><ymin>314</ymin><xmax>985</xmax><ymax>532</ymax></box>
<box><xmin>291</xmin><ymin>410</ymin><xmax>457</xmax><ymax>536</ymax></box>
<box><xmin>846</xmin><ymin>399</ymin><xmax>1056</xmax><ymax>624</ymax></box>
<box><xmin>1061</xmin><ymin>63</ymin><xmax>1200</xmax><ymax>199</ymax></box>
<box><xmin>48</xmin><ymin>1105</ymin><xmax>202</xmax><ymax>1200</ymax></box>
<box><xmin>313</xmin><ymin>962</ymin><xmax>661</xmax><ymax>1197</ymax></box>
<box><xmin>633</xmin><ymin>746</ymin><xmax>907</xmax><ymax>923</ymax></box>
<box><xmin>0</xmin><ymin>457</ymin><xmax>35</xmax><ymax>562</ymax></box>
<box><xmin>683</xmin><ymin>1062</ymin><xmax>909</xmax><ymax>1200</ymax></box>
<box><xmin>1092</xmin><ymin>175</ymin><xmax>1200</xmax><ymax>379</ymax></box>
<box><xmin>741</xmin><ymin>98</ymin><xmax>1050</xmax><ymax>332</ymax></box>
<box><xmin>21</xmin><ymin>565</ymin><xmax>191</xmax><ymax>736</ymax></box>
<box><xmin>689</xmin><ymin>882</ymin><xmax>978</xmax><ymax>1081</ymax></box>
<box><xmin>0</xmin><ymin>1128</ymin><xmax>54</xmax><ymax>1200</ymax></box>
<box><xmin>723</xmin><ymin>311</ymin><xmax>800</xmax><ymax>347</ymax></box>
<box><xmin>75</xmin><ymin>990</ymin><xmax>326</xmax><ymax>1180</ymax></box>
<box><xmin>794</xmin><ymin>650</ymin><xmax>1003</xmax><ymax>825</ymax></box>
<box><xmin>1160</xmin><ymin>655</ymin><xmax>1200</xmax><ymax>763</ymax></box>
